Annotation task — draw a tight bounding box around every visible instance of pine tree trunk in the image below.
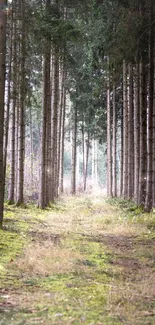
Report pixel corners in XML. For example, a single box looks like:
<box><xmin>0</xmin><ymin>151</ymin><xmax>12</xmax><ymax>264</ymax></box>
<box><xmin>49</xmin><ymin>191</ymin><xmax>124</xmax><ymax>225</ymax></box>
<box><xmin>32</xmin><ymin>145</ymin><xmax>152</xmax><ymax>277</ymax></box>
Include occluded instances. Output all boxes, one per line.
<box><xmin>133</xmin><ymin>63</ymin><xmax>140</xmax><ymax>204</ymax></box>
<box><xmin>84</xmin><ymin>130</ymin><xmax>90</xmax><ymax>191</ymax></box>
<box><xmin>17</xmin><ymin>0</ymin><xmax>26</xmax><ymax>205</ymax></box>
<box><xmin>153</xmin><ymin>57</ymin><xmax>155</xmax><ymax>207</ymax></box>
<box><xmin>15</xmin><ymin>90</ymin><xmax>19</xmax><ymax>202</ymax></box>
<box><xmin>0</xmin><ymin>0</ymin><xmax>7</xmax><ymax>228</ymax></box>
<box><xmin>39</xmin><ymin>52</ymin><xmax>49</xmax><ymax>208</ymax></box>
<box><xmin>8</xmin><ymin>1</ymin><xmax>17</xmax><ymax>204</ymax></box>
<box><xmin>39</xmin><ymin>0</ymin><xmax>51</xmax><ymax>208</ymax></box>
<box><xmin>139</xmin><ymin>61</ymin><xmax>147</xmax><ymax>205</ymax></box>
<box><xmin>107</xmin><ymin>67</ymin><xmax>112</xmax><ymax>196</ymax></box>
<box><xmin>58</xmin><ymin>63</ymin><xmax>64</xmax><ymax>192</ymax></box>
<box><xmin>128</xmin><ymin>63</ymin><xmax>134</xmax><ymax>199</ymax></box>
<box><xmin>45</xmin><ymin>48</ymin><xmax>51</xmax><ymax>206</ymax></box>
<box><xmin>82</xmin><ymin>118</ymin><xmax>85</xmax><ymax>190</ymax></box>
<box><xmin>120</xmin><ymin>102</ymin><xmax>123</xmax><ymax>196</ymax></box>
<box><xmin>71</xmin><ymin>106</ymin><xmax>77</xmax><ymax>195</ymax></box>
<box><xmin>60</xmin><ymin>87</ymin><xmax>66</xmax><ymax>193</ymax></box>
<box><xmin>3</xmin><ymin>9</ymin><xmax>13</xmax><ymax>181</ymax></box>
<box><xmin>92</xmin><ymin>138</ymin><xmax>95</xmax><ymax>184</ymax></box>
<box><xmin>145</xmin><ymin>0</ymin><xmax>154</xmax><ymax>211</ymax></box>
<box><xmin>52</xmin><ymin>52</ymin><xmax>59</xmax><ymax>199</ymax></box>
<box><xmin>123</xmin><ymin>60</ymin><xmax>128</xmax><ymax>198</ymax></box>
<box><xmin>112</xmin><ymin>81</ymin><xmax>117</xmax><ymax>197</ymax></box>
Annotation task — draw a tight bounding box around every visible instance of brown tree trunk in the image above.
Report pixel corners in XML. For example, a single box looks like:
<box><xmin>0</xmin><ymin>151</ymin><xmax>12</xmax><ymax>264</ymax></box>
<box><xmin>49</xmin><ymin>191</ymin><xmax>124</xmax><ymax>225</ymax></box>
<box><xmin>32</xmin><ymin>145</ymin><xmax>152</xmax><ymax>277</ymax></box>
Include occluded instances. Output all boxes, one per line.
<box><xmin>71</xmin><ymin>105</ymin><xmax>77</xmax><ymax>195</ymax></box>
<box><xmin>0</xmin><ymin>0</ymin><xmax>7</xmax><ymax>228</ymax></box>
<box><xmin>51</xmin><ymin>52</ymin><xmax>59</xmax><ymax>200</ymax></box>
<box><xmin>39</xmin><ymin>0</ymin><xmax>51</xmax><ymax>208</ymax></box>
<box><xmin>153</xmin><ymin>57</ymin><xmax>155</xmax><ymax>207</ymax></box>
<box><xmin>8</xmin><ymin>2</ymin><xmax>17</xmax><ymax>203</ymax></box>
<box><xmin>145</xmin><ymin>0</ymin><xmax>154</xmax><ymax>211</ymax></box>
<box><xmin>84</xmin><ymin>130</ymin><xmax>90</xmax><ymax>191</ymax></box>
<box><xmin>45</xmin><ymin>48</ymin><xmax>51</xmax><ymax>206</ymax></box>
<box><xmin>139</xmin><ymin>61</ymin><xmax>147</xmax><ymax>205</ymax></box>
<box><xmin>112</xmin><ymin>81</ymin><xmax>117</xmax><ymax>197</ymax></box>
<box><xmin>123</xmin><ymin>60</ymin><xmax>128</xmax><ymax>198</ymax></box>
<box><xmin>82</xmin><ymin>118</ymin><xmax>85</xmax><ymax>190</ymax></box>
<box><xmin>133</xmin><ymin>63</ymin><xmax>140</xmax><ymax>204</ymax></box>
<box><xmin>57</xmin><ymin>63</ymin><xmax>64</xmax><ymax>192</ymax></box>
<box><xmin>60</xmin><ymin>87</ymin><xmax>66</xmax><ymax>193</ymax></box>
<box><xmin>107</xmin><ymin>67</ymin><xmax>112</xmax><ymax>196</ymax></box>
<box><xmin>39</xmin><ymin>51</ymin><xmax>50</xmax><ymax>207</ymax></box>
<box><xmin>3</xmin><ymin>8</ymin><xmax>13</xmax><ymax>181</ymax></box>
<box><xmin>120</xmin><ymin>102</ymin><xmax>123</xmax><ymax>196</ymax></box>
<box><xmin>17</xmin><ymin>0</ymin><xmax>26</xmax><ymax>205</ymax></box>
<box><xmin>128</xmin><ymin>63</ymin><xmax>134</xmax><ymax>199</ymax></box>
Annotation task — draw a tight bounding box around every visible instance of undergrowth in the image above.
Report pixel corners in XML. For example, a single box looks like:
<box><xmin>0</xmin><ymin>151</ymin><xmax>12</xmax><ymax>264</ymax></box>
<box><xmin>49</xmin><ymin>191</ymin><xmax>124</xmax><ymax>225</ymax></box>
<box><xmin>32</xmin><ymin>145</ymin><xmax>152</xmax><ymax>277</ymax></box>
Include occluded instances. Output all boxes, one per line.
<box><xmin>0</xmin><ymin>196</ymin><xmax>155</xmax><ymax>324</ymax></box>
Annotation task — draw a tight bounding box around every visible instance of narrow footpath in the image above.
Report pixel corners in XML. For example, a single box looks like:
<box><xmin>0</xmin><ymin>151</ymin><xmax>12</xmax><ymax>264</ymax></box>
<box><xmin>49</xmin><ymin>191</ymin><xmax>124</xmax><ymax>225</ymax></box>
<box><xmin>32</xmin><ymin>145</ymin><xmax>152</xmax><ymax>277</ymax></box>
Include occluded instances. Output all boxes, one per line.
<box><xmin>0</xmin><ymin>196</ymin><xmax>155</xmax><ymax>325</ymax></box>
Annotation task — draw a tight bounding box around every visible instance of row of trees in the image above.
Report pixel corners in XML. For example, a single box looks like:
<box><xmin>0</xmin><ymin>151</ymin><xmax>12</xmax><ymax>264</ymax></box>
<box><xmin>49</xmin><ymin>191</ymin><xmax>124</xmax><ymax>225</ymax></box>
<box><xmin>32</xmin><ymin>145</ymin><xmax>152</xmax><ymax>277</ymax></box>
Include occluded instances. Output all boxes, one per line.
<box><xmin>0</xmin><ymin>0</ymin><xmax>155</xmax><ymax>228</ymax></box>
<box><xmin>106</xmin><ymin>0</ymin><xmax>155</xmax><ymax>211</ymax></box>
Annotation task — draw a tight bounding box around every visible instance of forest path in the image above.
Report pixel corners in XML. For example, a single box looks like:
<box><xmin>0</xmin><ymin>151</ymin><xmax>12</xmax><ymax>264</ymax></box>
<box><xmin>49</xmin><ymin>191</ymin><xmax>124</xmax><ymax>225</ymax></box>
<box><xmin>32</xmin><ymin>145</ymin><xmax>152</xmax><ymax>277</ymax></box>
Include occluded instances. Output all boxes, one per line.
<box><xmin>0</xmin><ymin>196</ymin><xmax>155</xmax><ymax>325</ymax></box>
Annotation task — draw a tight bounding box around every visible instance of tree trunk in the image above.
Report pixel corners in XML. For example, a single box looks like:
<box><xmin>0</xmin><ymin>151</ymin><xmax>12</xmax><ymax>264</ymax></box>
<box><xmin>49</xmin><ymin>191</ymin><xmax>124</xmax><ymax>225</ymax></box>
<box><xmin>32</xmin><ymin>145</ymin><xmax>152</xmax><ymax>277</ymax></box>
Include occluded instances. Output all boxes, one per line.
<box><xmin>58</xmin><ymin>63</ymin><xmax>64</xmax><ymax>192</ymax></box>
<box><xmin>107</xmin><ymin>67</ymin><xmax>112</xmax><ymax>196</ymax></box>
<box><xmin>145</xmin><ymin>0</ymin><xmax>154</xmax><ymax>211</ymax></box>
<box><xmin>84</xmin><ymin>130</ymin><xmax>90</xmax><ymax>191</ymax></box>
<box><xmin>128</xmin><ymin>63</ymin><xmax>134</xmax><ymax>199</ymax></box>
<box><xmin>71</xmin><ymin>106</ymin><xmax>77</xmax><ymax>195</ymax></box>
<box><xmin>8</xmin><ymin>2</ymin><xmax>17</xmax><ymax>203</ymax></box>
<box><xmin>52</xmin><ymin>52</ymin><xmax>59</xmax><ymax>200</ymax></box>
<box><xmin>123</xmin><ymin>60</ymin><xmax>128</xmax><ymax>198</ymax></box>
<box><xmin>0</xmin><ymin>0</ymin><xmax>7</xmax><ymax>228</ymax></box>
<box><xmin>82</xmin><ymin>118</ymin><xmax>85</xmax><ymax>190</ymax></box>
<box><xmin>112</xmin><ymin>81</ymin><xmax>117</xmax><ymax>197</ymax></box>
<box><xmin>17</xmin><ymin>0</ymin><xmax>26</xmax><ymax>205</ymax></box>
<box><xmin>133</xmin><ymin>63</ymin><xmax>140</xmax><ymax>204</ymax></box>
<box><xmin>39</xmin><ymin>0</ymin><xmax>51</xmax><ymax>208</ymax></box>
<box><xmin>45</xmin><ymin>48</ymin><xmax>51</xmax><ymax>206</ymax></box>
<box><xmin>39</xmin><ymin>51</ymin><xmax>50</xmax><ymax>208</ymax></box>
<box><xmin>139</xmin><ymin>61</ymin><xmax>147</xmax><ymax>205</ymax></box>
<box><xmin>3</xmin><ymin>8</ymin><xmax>13</xmax><ymax>182</ymax></box>
<box><xmin>120</xmin><ymin>100</ymin><xmax>123</xmax><ymax>196</ymax></box>
<box><xmin>153</xmin><ymin>57</ymin><xmax>155</xmax><ymax>207</ymax></box>
<box><xmin>60</xmin><ymin>87</ymin><xmax>66</xmax><ymax>193</ymax></box>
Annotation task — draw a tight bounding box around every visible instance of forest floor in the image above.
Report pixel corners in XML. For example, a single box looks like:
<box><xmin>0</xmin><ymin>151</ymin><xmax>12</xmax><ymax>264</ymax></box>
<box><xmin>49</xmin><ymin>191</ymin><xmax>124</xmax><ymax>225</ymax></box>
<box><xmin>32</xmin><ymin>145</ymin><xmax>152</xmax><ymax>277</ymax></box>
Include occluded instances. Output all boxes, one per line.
<box><xmin>0</xmin><ymin>195</ymin><xmax>155</xmax><ymax>325</ymax></box>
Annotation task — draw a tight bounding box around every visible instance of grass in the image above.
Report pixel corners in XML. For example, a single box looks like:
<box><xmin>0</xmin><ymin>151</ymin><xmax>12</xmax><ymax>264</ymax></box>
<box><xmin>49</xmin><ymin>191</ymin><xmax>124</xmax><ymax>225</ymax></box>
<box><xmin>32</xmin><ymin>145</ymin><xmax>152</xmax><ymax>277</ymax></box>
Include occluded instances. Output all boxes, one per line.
<box><xmin>0</xmin><ymin>195</ymin><xmax>155</xmax><ymax>324</ymax></box>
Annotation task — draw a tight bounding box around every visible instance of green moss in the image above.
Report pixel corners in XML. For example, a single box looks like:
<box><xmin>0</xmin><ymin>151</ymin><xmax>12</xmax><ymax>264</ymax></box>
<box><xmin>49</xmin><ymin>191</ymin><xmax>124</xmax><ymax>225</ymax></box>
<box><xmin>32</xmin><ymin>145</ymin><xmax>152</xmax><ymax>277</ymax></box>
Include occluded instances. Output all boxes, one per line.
<box><xmin>0</xmin><ymin>230</ymin><xmax>24</xmax><ymax>267</ymax></box>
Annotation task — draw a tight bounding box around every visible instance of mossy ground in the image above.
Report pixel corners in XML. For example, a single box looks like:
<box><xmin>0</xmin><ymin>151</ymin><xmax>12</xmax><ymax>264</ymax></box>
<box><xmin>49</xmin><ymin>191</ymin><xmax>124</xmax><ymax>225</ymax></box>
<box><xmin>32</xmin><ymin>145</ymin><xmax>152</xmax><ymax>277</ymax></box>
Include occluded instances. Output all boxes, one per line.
<box><xmin>0</xmin><ymin>196</ymin><xmax>155</xmax><ymax>324</ymax></box>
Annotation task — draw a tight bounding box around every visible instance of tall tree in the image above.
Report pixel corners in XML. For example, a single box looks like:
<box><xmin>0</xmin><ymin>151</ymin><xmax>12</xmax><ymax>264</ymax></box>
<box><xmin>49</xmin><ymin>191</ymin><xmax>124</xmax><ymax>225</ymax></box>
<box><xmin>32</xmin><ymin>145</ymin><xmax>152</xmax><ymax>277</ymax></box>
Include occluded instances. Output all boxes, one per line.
<box><xmin>0</xmin><ymin>0</ymin><xmax>7</xmax><ymax>227</ymax></box>
<box><xmin>17</xmin><ymin>0</ymin><xmax>26</xmax><ymax>205</ymax></box>
<box><xmin>145</xmin><ymin>0</ymin><xmax>154</xmax><ymax>211</ymax></box>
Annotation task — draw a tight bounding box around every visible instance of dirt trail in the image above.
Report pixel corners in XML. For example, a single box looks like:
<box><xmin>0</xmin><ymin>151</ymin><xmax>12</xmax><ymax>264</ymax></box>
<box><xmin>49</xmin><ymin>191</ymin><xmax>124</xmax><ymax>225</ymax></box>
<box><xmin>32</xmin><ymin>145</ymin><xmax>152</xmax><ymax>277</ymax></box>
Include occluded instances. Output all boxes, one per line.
<box><xmin>0</xmin><ymin>196</ymin><xmax>155</xmax><ymax>324</ymax></box>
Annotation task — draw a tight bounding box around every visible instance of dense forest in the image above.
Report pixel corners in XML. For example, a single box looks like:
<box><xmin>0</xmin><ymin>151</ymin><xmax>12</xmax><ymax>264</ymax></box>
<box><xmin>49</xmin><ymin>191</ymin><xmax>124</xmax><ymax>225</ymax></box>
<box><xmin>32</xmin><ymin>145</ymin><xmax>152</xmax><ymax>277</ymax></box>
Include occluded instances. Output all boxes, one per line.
<box><xmin>0</xmin><ymin>0</ymin><xmax>155</xmax><ymax>228</ymax></box>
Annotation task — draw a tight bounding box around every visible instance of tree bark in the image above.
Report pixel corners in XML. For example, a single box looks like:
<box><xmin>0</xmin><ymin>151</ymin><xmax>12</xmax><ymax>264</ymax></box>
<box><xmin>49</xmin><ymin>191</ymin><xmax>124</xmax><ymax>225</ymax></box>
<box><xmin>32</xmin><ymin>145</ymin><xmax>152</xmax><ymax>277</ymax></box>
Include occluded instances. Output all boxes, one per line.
<box><xmin>139</xmin><ymin>61</ymin><xmax>147</xmax><ymax>205</ymax></box>
<box><xmin>120</xmin><ymin>100</ymin><xmax>123</xmax><ymax>196</ymax></box>
<box><xmin>52</xmin><ymin>52</ymin><xmax>59</xmax><ymax>199</ymax></box>
<box><xmin>17</xmin><ymin>0</ymin><xmax>26</xmax><ymax>205</ymax></box>
<box><xmin>145</xmin><ymin>0</ymin><xmax>154</xmax><ymax>211</ymax></box>
<box><xmin>133</xmin><ymin>63</ymin><xmax>140</xmax><ymax>204</ymax></box>
<box><xmin>8</xmin><ymin>2</ymin><xmax>17</xmax><ymax>203</ymax></box>
<box><xmin>0</xmin><ymin>0</ymin><xmax>7</xmax><ymax>228</ymax></box>
<box><xmin>112</xmin><ymin>81</ymin><xmax>117</xmax><ymax>197</ymax></box>
<box><xmin>107</xmin><ymin>67</ymin><xmax>112</xmax><ymax>196</ymax></box>
<box><xmin>84</xmin><ymin>130</ymin><xmax>90</xmax><ymax>191</ymax></box>
<box><xmin>60</xmin><ymin>86</ymin><xmax>66</xmax><ymax>193</ymax></box>
<box><xmin>128</xmin><ymin>63</ymin><xmax>134</xmax><ymax>199</ymax></box>
<box><xmin>71</xmin><ymin>105</ymin><xmax>77</xmax><ymax>195</ymax></box>
<box><xmin>123</xmin><ymin>60</ymin><xmax>128</xmax><ymax>198</ymax></box>
<box><xmin>3</xmin><ymin>7</ymin><xmax>13</xmax><ymax>182</ymax></box>
<box><xmin>39</xmin><ymin>0</ymin><xmax>51</xmax><ymax>208</ymax></box>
